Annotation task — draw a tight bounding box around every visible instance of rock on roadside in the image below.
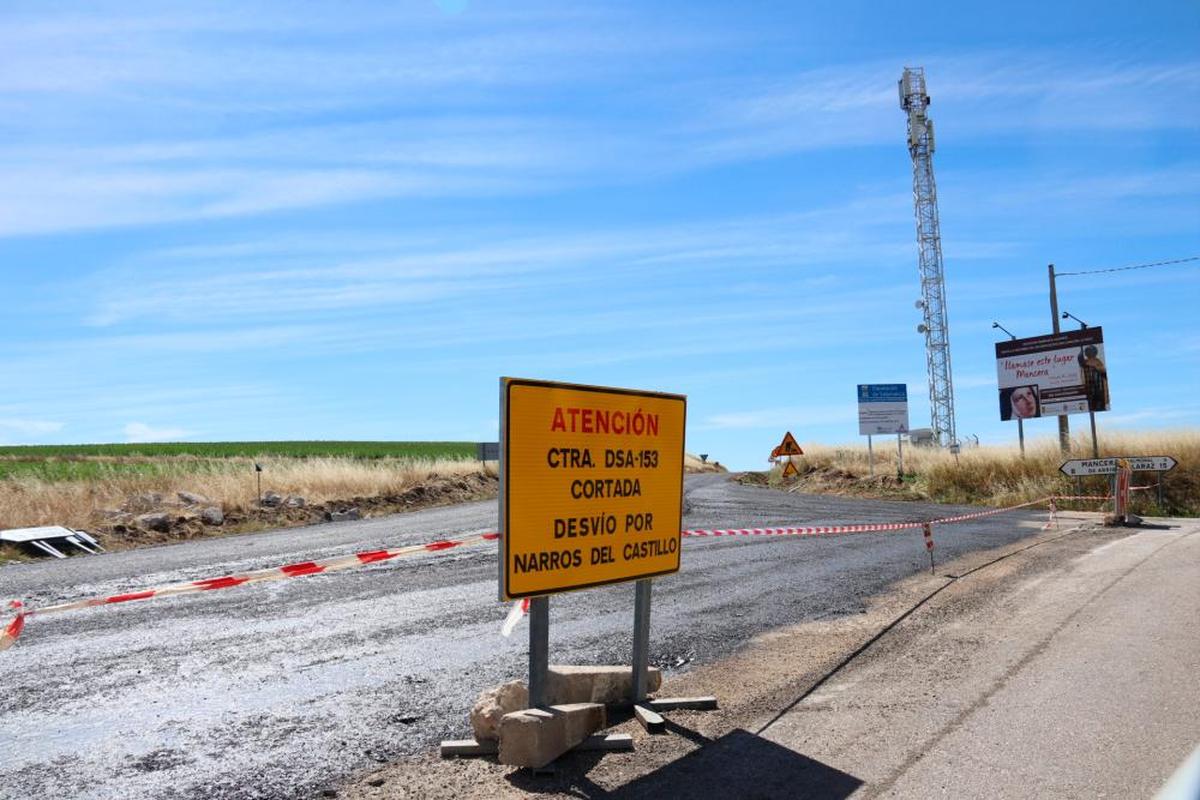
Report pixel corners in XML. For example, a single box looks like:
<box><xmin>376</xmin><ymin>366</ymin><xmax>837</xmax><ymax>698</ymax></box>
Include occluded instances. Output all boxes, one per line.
<box><xmin>470</xmin><ymin>680</ymin><xmax>529</xmax><ymax>743</ymax></box>
<box><xmin>123</xmin><ymin>492</ymin><xmax>163</xmax><ymax>513</ymax></box>
<box><xmin>200</xmin><ymin>507</ymin><xmax>225</xmax><ymax>526</ymax></box>
<box><xmin>135</xmin><ymin>512</ymin><xmax>172</xmax><ymax>533</ymax></box>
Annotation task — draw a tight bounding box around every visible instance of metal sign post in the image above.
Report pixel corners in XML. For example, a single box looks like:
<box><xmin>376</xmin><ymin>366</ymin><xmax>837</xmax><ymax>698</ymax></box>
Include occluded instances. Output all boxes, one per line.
<box><xmin>1088</xmin><ymin>409</ymin><xmax>1100</xmax><ymax>459</ymax></box>
<box><xmin>897</xmin><ymin>433</ymin><xmax>904</xmax><ymax>480</ymax></box>
<box><xmin>632</xmin><ymin>579</ymin><xmax>652</xmax><ymax>703</ymax></box>
<box><xmin>868</xmin><ymin>434</ymin><xmax>874</xmax><ymax>476</ymax></box>
<box><xmin>528</xmin><ymin>596</ymin><xmax>549</xmax><ymax>708</ymax></box>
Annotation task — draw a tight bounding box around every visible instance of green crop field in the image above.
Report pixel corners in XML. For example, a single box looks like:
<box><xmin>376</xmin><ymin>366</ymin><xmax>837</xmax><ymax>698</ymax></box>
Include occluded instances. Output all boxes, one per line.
<box><xmin>0</xmin><ymin>460</ymin><xmax>176</xmax><ymax>482</ymax></box>
<box><xmin>0</xmin><ymin>440</ymin><xmax>477</xmax><ymax>461</ymax></box>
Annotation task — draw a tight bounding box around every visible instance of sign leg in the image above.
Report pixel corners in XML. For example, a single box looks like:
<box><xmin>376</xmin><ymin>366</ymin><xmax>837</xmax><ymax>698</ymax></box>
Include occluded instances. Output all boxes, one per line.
<box><xmin>1017</xmin><ymin>418</ymin><xmax>1025</xmax><ymax>457</ymax></box>
<box><xmin>1089</xmin><ymin>411</ymin><xmax>1099</xmax><ymax>459</ymax></box>
<box><xmin>528</xmin><ymin>596</ymin><xmax>549</xmax><ymax>708</ymax></box>
<box><xmin>632</xmin><ymin>579</ymin><xmax>652</xmax><ymax>703</ymax></box>
<box><xmin>1158</xmin><ymin>472</ymin><xmax>1165</xmax><ymax>513</ymax></box>
<box><xmin>868</xmin><ymin>435</ymin><xmax>874</xmax><ymax>477</ymax></box>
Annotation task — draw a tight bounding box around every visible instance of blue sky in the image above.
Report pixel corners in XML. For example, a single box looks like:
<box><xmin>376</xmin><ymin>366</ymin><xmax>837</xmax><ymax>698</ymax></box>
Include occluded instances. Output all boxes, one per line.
<box><xmin>1</xmin><ymin>1</ymin><xmax>1198</xmax><ymax>470</ymax></box>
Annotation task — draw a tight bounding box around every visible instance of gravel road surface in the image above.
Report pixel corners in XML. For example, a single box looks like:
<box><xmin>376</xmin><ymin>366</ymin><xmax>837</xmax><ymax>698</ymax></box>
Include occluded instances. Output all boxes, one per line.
<box><xmin>0</xmin><ymin>474</ymin><xmax>1056</xmax><ymax>800</ymax></box>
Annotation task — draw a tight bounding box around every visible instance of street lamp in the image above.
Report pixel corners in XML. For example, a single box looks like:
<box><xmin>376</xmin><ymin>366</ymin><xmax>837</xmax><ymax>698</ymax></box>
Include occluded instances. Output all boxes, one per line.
<box><xmin>993</xmin><ymin>321</ymin><xmax>1025</xmax><ymax>457</ymax></box>
<box><xmin>1061</xmin><ymin>311</ymin><xmax>1088</xmax><ymax>329</ymax></box>
<box><xmin>991</xmin><ymin>321</ymin><xmax>1017</xmax><ymax>340</ymax></box>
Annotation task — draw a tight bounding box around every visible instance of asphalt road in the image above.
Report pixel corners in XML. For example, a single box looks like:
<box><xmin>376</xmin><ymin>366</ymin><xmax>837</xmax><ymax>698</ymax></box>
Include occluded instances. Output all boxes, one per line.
<box><xmin>0</xmin><ymin>474</ymin><xmax>1056</xmax><ymax>800</ymax></box>
<box><xmin>759</xmin><ymin>518</ymin><xmax>1200</xmax><ymax>799</ymax></box>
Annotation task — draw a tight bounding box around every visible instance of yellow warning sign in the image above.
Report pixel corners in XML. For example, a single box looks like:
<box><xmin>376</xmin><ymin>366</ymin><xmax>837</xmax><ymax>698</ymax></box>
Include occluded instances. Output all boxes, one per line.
<box><xmin>781</xmin><ymin>460</ymin><xmax>799</xmax><ymax>478</ymax></box>
<box><xmin>770</xmin><ymin>431</ymin><xmax>803</xmax><ymax>459</ymax></box>
<box><xmin>500</xmin><ymin>378</ymin><xmax>687</xmax><ymax>600</ymax></box>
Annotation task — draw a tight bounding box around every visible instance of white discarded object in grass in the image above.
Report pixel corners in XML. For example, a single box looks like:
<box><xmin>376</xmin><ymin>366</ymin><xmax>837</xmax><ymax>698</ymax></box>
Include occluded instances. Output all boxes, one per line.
<box><xmin>1</xmin><ymin>526</ymin><xmax>105</xmax><ymax>559</ymax></box>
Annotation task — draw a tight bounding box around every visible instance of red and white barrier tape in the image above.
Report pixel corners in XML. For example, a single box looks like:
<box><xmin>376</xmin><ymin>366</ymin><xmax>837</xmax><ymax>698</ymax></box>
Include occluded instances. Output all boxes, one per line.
<box><xmin>681</xmin><ymin>520</ymin><xmax>923</xmax><ymax>538</ymax></box>
<box><xmin>500</xmin><ymin>597</ymin><xmax>531</xmax><ymax>638</ymax></box>
<box><xmin>1</xmin><ymin>600</ymin><xmax>24</xmax><ymax>651</ymax></box>
<box><xmin>0</xmin><ymin>532</ymin><xmax>499</xmax><ymax>651</ymax></box>
<box><xmin>2</xmin><ymin>491</ymin><xmax>1117</xmax><ymax>650</ymax></box>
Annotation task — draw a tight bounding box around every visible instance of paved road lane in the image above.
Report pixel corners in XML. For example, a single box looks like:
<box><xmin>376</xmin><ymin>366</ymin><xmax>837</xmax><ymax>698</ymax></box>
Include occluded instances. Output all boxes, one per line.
<box><xmin>760</xmin><ymin>519</ymin><xmax>1200</xmax><ymax>799</ymax></box>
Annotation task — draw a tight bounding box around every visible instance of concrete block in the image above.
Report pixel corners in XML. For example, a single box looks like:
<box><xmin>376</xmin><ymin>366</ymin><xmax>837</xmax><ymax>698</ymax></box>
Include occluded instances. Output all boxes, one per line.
<box><xmin>440</xmin><ymin>738</ymin><xmax>498</xmax><ymax>758</ymax></box>
<box><xmin>546</xmin><ymin>664</ymin><xmax>662</xmax><ymax>705</ymax></box>
<box><xmin>470</xmin><ymin>680</ymin><xmax>528</xmax><ymax>743</ymax></box>
<box><xmin>575</xmin><ymin>733</ymin><xmax>634</xmax><ymax>752</ymax></box>
<box><xmin>646</xmin><ymin>696</ymin><xmax>719</xmax><ymax>711</ymax></box>
<box><xmin>634</xmin><ymin>704</ymin><xmax>666</xmax><ymax>733</ymax></box>
<box><xmin>498</xmin><ymin>703</ymin><xmax>606</xmax><ymax>768</ymax></box>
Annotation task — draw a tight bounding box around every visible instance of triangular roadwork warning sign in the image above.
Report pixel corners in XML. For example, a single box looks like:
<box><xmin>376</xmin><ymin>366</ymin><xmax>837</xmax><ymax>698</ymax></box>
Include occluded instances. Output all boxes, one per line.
<box><xmin>781</xmin><ymin>460</ymin><xmax>799</xmax><ymax>478</ymax></box>
<box><xmin>771</xmin><ymin>431</ymin><xmax>803</xmax><ymax>459</ymax></box>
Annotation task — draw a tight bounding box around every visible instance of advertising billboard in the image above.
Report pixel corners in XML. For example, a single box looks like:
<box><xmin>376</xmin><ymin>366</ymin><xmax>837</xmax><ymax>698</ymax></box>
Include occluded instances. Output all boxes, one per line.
<box><xmin>857</xmin><ymin>384</ymin><xmax>909</xmax><ymax>435</ymax></box>
<box><xmin>994</xmin><ymin>328</ymin><xmax>1108</xmax><ymax>421</ymax></box>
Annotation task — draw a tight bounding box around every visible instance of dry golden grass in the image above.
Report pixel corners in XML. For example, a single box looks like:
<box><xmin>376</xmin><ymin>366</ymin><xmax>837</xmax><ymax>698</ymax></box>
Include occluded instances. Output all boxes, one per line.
<box><xmin>771</xmin><ymin>430</ymin><xmax>1199</xmax><ymax>516</ymax></box>
<box><xmin>0</xmin><ymin>456</ymin><xmax>491</xmax><ymax>532</ymax></box>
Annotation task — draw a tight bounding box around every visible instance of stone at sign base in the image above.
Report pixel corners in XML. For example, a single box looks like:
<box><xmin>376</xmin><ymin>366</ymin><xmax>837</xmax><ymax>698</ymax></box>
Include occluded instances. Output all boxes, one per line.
<box><xmin>547</xmin><ymin>665</ymin><xmax>662</xmax><ymax>705</ymax></box>
<box><xmin>498</xmin><ymin>703</ymin><xmax>606</xmax><ymax>769</ymax></box>
<box><xmin>470</xmin><ymin>680</ymin><xmax>529</xmax><ymax>743</ymax></box>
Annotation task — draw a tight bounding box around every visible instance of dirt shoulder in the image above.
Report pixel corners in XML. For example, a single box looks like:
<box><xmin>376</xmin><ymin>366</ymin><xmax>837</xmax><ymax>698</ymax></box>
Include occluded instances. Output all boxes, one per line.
<box><xmin>338</xmin><ymin>511</ymin><xmax>1112</xmax><ymax>800</ymax></box>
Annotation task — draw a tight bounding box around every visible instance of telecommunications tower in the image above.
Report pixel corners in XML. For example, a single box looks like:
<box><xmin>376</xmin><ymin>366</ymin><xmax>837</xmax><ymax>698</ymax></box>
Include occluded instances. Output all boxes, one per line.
<box><xmin>899</xmin><ymin>67</ymin><xmax>957</xmax><ymax>447</ymax></box>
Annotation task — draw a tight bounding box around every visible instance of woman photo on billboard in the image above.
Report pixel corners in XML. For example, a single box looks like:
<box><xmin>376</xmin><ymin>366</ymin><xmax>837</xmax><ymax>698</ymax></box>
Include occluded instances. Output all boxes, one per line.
<box><xmin>1000</xmin><ymin>385</ymin><xmax>1040</xmax><ymax>421</ymax></box>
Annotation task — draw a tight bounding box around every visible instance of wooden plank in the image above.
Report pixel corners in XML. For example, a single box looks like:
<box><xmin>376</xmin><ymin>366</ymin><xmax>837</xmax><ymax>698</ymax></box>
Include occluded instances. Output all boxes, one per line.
<box><xmin>646</xmin><ymin>696</ymin><xmax>718</xmax><ymax>712</ymax></box>
<box><xmin>633</xmin><ymin>704</ymin><xmax>666</xmax><ymax>734</ymax></box>
<box><xmin>574</xmin><ymin>733</ymin><xmax>634</xmax><ymax>752</ymax></box>
<box><xmin>440</xmin><ymin>738</ymin><xmax>498</xmax><ymax>758</ymax></box>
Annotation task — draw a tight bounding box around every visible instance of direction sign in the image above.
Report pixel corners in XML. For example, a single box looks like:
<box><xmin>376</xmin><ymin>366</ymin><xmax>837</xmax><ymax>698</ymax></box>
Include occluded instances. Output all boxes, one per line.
<box><xmin>1059</xmin><ymin>456</ymin><xmax>1177</xmax><ymax>477</ymax></box>
<box><xmin>500</xmin><ymin>378</ymin><xmax>686</xmax><ymax>600</ymax></box>
<box><xmin>770</xmin><ymin>431</ymin><xmax>803</xmax><ymax>459</ymax></box>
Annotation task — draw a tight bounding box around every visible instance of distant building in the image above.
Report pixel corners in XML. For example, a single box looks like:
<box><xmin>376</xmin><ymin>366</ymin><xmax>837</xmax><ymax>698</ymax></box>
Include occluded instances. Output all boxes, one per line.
<box><xmin>907</xmin><ymin>428</ymin><xmax>935</xmax><ymax>447</ymax></box>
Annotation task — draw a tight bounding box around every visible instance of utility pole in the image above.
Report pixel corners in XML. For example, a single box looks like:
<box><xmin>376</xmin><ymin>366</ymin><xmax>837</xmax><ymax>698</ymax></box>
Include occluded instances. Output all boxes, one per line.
<box><xmin>1047</xmin><ymin>264</ymin><xmax>1071</xmax><ymax>453</ymax></box>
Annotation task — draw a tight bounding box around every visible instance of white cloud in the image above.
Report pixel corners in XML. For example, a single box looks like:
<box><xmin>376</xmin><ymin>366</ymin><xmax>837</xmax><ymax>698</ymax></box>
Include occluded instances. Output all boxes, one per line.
<box><xmin>77</xmin><ymin>199</ymin><xmax>915</xmax><ymax>326</ymax></box>
<box><xmin>123</xmin><ymin>422</ymin><xmax>192</xmax><ymax>442</ymax></box>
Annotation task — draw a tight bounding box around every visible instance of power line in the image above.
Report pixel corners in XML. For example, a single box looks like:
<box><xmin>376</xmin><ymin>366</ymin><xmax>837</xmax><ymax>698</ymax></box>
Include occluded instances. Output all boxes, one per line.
<box><xmin>1056</xmin><ymin>255</ymin><xmax>1200</xmax><ymax>277</ymax></box>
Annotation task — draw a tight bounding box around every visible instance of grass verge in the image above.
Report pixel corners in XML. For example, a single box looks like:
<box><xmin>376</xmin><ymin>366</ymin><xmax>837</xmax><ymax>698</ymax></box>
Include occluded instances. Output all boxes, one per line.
<box><xmin>0</xmin><ymin>454</ymin><xmax>496</xmax><ymax>562</ymax></box>
<box><xmin>741</xmin><ymin>430</ymin><xmax>1199</xmax><ymax>518</ymax></box>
